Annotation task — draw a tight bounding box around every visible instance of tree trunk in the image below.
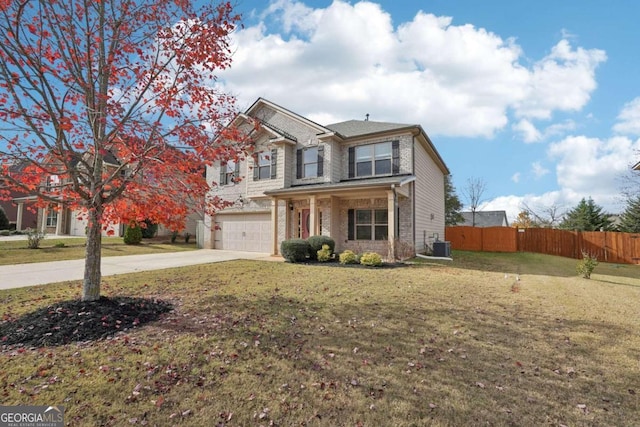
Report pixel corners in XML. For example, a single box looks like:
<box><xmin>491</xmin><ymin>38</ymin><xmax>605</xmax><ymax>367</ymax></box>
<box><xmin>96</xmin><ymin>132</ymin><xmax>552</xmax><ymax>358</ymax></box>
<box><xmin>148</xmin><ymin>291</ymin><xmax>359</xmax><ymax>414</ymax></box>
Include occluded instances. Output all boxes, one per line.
<box><xmin>83</xmin><ymin>207</ymin><xmax>103</xmax><ymax>301</ymax></box>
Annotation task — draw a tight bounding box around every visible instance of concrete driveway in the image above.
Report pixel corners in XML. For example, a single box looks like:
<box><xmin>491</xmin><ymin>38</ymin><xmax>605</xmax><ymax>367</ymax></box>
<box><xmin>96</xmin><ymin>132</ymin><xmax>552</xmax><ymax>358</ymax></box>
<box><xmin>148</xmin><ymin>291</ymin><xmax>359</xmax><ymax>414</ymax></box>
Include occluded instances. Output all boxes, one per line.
<box><xmin>0</xmin><ymin>250</ymin><xmax>278</xmax><ymax>290</ymax></box>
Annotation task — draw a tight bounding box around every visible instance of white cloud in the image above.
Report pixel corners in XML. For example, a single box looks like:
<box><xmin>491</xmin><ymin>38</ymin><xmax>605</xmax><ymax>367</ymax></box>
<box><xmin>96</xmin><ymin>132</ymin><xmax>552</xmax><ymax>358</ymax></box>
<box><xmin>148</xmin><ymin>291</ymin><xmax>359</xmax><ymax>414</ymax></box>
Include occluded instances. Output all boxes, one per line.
<box><xmin>547</xmin><ymin>135</ymin><xmax>640</xmax><ymax>205</ymax></box>
<box><xmin>219</xmin><ymin>0</ymin><xmax>606</xmax><ymax>138</ymax></box>
<box><xmin>613</xmin><ymin>97</ymin><xmax>640</xmax><ymax>136</ymax></box>
<box><xmin>514</xmin><ymin>40</ymin><xmax>606</xmax><ymax>120</ymax></box>
<box><xmin>513</xmin><ymin>119</ymin><xmax>577</xmax><ymax>143</ymax></box>
<box><xmin>511</xmin><ymin>172</ymin><xmax>521</xmax><ymax>183</ymax></box>
<box><xmin>531</xmin><ymin>161</ymin><xmax>549</xmax><ymax>178</ymax></box>
<box><xmin>513</xmin><ymin>119</ymin><xmax>542</xmax><ymax>143</ymax></box>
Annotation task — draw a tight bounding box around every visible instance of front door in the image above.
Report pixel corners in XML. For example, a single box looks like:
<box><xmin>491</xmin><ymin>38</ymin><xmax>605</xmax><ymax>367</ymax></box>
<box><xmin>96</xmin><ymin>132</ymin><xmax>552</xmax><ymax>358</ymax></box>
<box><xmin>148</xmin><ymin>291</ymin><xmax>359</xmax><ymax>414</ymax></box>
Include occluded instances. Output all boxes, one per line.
<box><xmin>300</xmin><ymin>209</ymin><xmax>310</xmax><ymax>239</ymax></box>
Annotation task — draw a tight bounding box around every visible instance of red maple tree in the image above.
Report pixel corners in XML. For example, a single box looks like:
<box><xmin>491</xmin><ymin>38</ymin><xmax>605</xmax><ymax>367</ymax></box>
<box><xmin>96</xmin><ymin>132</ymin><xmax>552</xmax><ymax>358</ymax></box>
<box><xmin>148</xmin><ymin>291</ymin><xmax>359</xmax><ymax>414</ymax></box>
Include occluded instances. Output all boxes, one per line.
<box><xmin>0</xmin><ymin>0</ymin><xmax>249</xmax><ymax>301</ymax></box>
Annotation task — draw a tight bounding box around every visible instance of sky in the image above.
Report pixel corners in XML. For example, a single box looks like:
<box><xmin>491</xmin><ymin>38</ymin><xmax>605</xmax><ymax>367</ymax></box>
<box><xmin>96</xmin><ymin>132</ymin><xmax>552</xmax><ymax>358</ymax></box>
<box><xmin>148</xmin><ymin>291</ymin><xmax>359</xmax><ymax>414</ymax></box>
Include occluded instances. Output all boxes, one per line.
<box><xmin>215</xmin><ymin>0</ymin><xmax>640</xmax><ymax>222</ymax></box>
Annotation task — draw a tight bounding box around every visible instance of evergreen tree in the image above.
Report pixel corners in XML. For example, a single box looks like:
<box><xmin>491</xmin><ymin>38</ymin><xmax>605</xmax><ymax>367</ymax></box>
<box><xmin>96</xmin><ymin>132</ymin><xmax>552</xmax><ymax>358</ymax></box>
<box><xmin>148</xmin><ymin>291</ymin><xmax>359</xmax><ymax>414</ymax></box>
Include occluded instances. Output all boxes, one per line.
<box><xmin>559</xmin><ymin>197</ymin><xmax>613</xmax><ymax>231</ymax></box>
<box><xmin>618</xmin><ymin>196</ymin><xmax>640</xmax><ymax>232</ymax></box>
<box><xmin>444</xmin><ymin>175</ymin><xmax>464</xmax><ymax>226</ymax></box>
<box><xmin>0</xmin><ymin>206</ymin><xmax>9</xmax><ymax>230</ymax></box>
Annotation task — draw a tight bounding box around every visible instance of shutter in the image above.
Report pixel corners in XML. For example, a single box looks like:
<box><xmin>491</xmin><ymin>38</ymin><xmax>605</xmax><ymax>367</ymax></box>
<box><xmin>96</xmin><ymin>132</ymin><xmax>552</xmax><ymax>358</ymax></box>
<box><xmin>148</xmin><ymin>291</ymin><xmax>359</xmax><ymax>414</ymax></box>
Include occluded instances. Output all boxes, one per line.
<box><xmin>348</xmin><ymin>209</ymin><xmax>354</xmax><ymax>240</ymax></box>
<box><xmin>296</xmin><ymin>149</ymin><xmax>302</xmax><ymax>179</ymax></box>
<box><xmin>270</xmin><ymin>148</ymin><xmax>277</xmax><ymax>179</ymax></box>
<box><xmin>317</xmin><ymin>145</ymin><xmax>324</xmax><ymax>177</ymax></box>
<box><xmin>219</xmin><ymin>162</ymin><xmax>226</xmax><ymax>185</ymax></box>
<box><xmin>253</xmin><ymin>157</ymin><xmax>258</xmax><ymax>181</ymax></box>
<box><xmin>233</xmin><ymin>161</ymin><xmax>240</xmax><ymax>182</ymax></box>
<box><xmin>392</xmin><ymin>140</ymin><xmax>400</xmax><ymax>174</ymax></box>
<box><xmin>348</xmin><ymin>146</ymin><xmax>355</xmax><ymax>178</ymax></box>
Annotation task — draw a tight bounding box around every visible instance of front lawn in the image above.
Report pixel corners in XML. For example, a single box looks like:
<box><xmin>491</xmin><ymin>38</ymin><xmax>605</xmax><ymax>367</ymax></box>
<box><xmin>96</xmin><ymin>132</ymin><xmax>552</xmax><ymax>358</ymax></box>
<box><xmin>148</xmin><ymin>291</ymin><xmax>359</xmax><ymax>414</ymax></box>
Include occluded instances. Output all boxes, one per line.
<box><xmin>0</xmin><ymin>236</ymin><xmax>197</xmax><ymax>265</ymax></box>
<box><xmin>0</xmin><ymin>251</ymin><xmax>638</xmax><ymax>426</ymax></box>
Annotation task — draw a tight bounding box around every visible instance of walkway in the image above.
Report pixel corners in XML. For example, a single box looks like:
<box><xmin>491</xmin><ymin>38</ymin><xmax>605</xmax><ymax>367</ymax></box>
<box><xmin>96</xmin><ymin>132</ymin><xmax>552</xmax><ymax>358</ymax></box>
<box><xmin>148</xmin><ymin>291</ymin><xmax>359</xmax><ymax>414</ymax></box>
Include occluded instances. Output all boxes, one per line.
<box><xmin>0</xmin><ymin>249</ymin><xmax>279</xmax><ymax>290</ymax></box>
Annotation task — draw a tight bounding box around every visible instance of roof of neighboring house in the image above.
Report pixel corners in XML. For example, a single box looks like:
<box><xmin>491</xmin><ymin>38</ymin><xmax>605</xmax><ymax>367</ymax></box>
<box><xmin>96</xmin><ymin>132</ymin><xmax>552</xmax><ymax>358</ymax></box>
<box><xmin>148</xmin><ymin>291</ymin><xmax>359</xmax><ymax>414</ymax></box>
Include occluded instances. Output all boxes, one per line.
<box><xmin>325</xmin><ymin>120</ymin><xmax>414</xmax><ymax>138</ymax></box>
<box><xmin>460</xmin><ymin>210</ymin><xmax>509</xmax><ymax>227</ymax></box>
<box><xmin>633</xmin><ymin>161</ymin><xmax>640</xmax><ymax>171</ymax></box>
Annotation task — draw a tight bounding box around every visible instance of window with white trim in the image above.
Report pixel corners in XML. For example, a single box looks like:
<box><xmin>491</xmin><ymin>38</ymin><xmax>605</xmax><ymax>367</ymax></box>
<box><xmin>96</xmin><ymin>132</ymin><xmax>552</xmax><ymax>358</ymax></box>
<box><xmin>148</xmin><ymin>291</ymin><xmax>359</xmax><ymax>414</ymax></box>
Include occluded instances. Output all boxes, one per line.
<box><xmin>46</xmin><ymin>208</ymin><xmax>58</xmax><ymax>227</ymax></box>
<box><xmin>348</xmin><ymin>140</ymin><xmax>399</xmax><ymax>178</ymax></box>
<box><xmin>253</xmin><ymin>149</ymin><xmax>277</xmax><ymax>180</ymax></box>
<box><xmin>219</xmin><ymin>159</ymin><xmax>239</xmax><ymax>185</ymax></box>
<box><xmin>348</xmin><ymin>209</ymin><xmax>388</xmax><ymax>240</ymax></box>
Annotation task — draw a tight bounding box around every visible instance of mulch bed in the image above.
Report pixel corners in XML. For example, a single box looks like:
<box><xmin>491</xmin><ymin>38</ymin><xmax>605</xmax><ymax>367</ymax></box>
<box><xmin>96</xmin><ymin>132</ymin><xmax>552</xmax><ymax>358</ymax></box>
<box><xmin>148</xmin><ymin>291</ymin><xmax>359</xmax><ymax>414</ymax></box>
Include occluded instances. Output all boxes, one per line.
<box><xmin>0</xmin><ymin>297</ymin><xmax>173</xmax><ymax>348</ymax></box>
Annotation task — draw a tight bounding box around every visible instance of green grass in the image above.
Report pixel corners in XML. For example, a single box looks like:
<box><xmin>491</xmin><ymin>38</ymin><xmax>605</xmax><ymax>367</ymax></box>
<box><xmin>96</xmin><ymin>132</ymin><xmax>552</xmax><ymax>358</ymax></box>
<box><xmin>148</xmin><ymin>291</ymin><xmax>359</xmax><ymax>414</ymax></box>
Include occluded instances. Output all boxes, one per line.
<box><xmin>0</xmin><ymin>237</ymin><xmax>197</xmax><ymax>265</ymax></box>
<box><xmin>1</xmin><ymin>251</ymin><xmax>639</xmax><ymax>426</ymax></box>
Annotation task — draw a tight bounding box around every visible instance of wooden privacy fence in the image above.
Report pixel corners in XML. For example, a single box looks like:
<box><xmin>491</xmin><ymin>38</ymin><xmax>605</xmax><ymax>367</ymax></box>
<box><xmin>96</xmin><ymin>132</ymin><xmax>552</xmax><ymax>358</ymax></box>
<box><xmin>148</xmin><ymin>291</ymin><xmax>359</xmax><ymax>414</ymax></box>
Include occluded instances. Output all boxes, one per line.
<box><xmin>445</xmin><ymin>226</ymin><xmax>640</xmax><ymax>265</ymax></box>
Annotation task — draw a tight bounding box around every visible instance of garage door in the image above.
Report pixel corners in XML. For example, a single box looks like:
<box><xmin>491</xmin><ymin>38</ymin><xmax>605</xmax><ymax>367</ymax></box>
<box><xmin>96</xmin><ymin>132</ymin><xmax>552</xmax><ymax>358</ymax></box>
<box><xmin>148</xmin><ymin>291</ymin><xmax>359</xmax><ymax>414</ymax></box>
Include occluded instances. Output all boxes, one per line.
<box><xmin>215</xmin><ymin>213</ymin><xmax>272</xmax><ymax>253</ymax></box>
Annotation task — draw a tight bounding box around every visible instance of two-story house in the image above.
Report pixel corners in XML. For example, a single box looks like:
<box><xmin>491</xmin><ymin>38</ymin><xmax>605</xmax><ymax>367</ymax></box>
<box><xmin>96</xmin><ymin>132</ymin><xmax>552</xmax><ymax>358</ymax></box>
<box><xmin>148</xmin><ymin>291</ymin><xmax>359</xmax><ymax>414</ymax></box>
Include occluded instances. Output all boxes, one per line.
<box><xmin>204</xmin><ymin>98</ymin><xmax>449</xmax><ymax>260</ymax></box>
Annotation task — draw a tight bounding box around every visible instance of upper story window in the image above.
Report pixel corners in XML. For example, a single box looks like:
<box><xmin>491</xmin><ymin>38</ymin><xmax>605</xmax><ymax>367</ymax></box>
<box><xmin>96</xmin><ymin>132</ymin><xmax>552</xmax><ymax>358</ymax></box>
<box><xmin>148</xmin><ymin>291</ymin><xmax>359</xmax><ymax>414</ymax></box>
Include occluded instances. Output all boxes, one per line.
<box><xmin>45</xmin><ymin>174</ymin><xmax>60</xmax><ymax>191</ymax></box>
<box><xmin>296</xmin><ymin>145</ymin><xmax>324</xmax><ymax>179</ymax></box>
<box><xmin>219</xmin><ymin>159</ymin><xmax>239</xmax><ymax>185</ymax></box>
<box><xmin>253</xmin><ymin>149</ymin><xmax>278</xmax><ymax>181</ymax></box>
<box><xmin>348</xmin><ymin>140</ymin><xmax>400</xmax><ymax>178</ymax></box>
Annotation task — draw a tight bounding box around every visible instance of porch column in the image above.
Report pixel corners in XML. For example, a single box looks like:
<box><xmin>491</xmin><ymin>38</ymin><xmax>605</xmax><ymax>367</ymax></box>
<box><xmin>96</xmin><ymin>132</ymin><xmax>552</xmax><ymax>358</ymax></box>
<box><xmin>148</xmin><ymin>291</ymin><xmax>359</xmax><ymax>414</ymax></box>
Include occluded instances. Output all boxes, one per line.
<box><xmin>55</xmin><ymin>203</ymin><xmax>63</xmax><ymax>235</ymax></box>
<box><xmin>15</xmin><ymin>202</ymin><xmax>24</xmax><ymax>231</ymax></box>
<box><xmin>309</xmin><ymin>195</ymin><xmax>317</xmax><ymax>236</ymax></box>
<box><xmin>387</xmin><ymin>189</ymin><xmax>396</xmax><ymax>260</ymax></box>
<box><xmin>271</xmin><ymin>197</ymin><xmax>279</xmax><ymax>255</ymax></box>
<box><xmin>286</xmin><ymin>199</ymin><xmax>292</xmax><ymax>240</ymax></box>
<box><xmin>41</xmin><ymin>206</ymin><xmax>47</xmax><ymax>232</ymax></box>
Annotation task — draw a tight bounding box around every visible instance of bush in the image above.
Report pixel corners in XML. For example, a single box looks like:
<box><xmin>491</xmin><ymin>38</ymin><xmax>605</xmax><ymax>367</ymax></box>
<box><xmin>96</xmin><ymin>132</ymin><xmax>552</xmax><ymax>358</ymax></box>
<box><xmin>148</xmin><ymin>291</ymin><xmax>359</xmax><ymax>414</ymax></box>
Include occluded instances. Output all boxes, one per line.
<box><xmin>360</xmin><ymin>251</ymin><xmax>383</xmax><ymax>267</ymax></box>
<box><xmin>0</xmin><ymin>206</ymin><xmax>9</xmax><ymax>230</ymax></box>
<box><xmin>317</xmin><ymin>244</ymin><xmax>332</xmax><ymax>262</ymax></box>
<box><xmin>280</xmin><ymin>239</ymin><xmax>310</xmax><ymax>263</ymax></box>
<box><xmin>141</xmin><ymin>219</ymin><xmax>158</xmax><ymax>238</ymax></box>
<box><xmin>123</xmin><ymin>223</ymin><xmax>143</xmax><ymax>245</ymax></box>
<box><xmin>307</xmin><ymin>235</ymin><xmax>335</xmax><ymax>260</ymax></box>
<box><xmin>577</xmin><ymin>251</ymin><xmax>598</xmax><ymax>279</ymax></box>
<box><xmin>0</xmin><ymin>230</ymin><xmax>10</xmax><ymax>236</ymax></box>
<box><xmin>170</xmin><ymin>230</ymin><xmax>179</xmax><ymax>243</ymax></box>
<box><xmin>339</xmin><ymin>249</ymin><xmax>358</xmax><ymax>265</ymax></box>
<box><xmin>26</xmin><ymin>228</ymin><xmax>46</xmax><ymax>249</ymax></box>
<box><xmin>54</xmin><ymin>242</ymin><xmax>66</xmax><ymax>248</ymax></box>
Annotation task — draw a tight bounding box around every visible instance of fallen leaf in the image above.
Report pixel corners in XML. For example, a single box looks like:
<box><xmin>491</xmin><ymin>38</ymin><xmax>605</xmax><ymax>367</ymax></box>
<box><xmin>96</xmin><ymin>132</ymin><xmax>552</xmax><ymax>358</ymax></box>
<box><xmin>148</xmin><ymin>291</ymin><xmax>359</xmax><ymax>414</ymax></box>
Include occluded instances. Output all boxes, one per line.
<box><xmin>475</xmin><ymin>382</ymin><xmax>485</xmax><ymax>389</ymax></box>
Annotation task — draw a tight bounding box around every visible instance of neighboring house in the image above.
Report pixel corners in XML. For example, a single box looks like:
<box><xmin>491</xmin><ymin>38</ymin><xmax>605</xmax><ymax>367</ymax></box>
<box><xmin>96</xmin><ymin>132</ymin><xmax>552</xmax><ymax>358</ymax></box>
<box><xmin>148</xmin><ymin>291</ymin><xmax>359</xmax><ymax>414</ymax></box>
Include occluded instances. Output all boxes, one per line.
<box><xmin>460</xmin><ymin>210</ymin><xmax>509</xmax><ymax>227</ymax></box>
<box><xmin>0</xmin><ymin>161</ymin><xmax>38</xmax><ymax>230</ymax></box>
<box><xmin>204</xmin><ymin>98</ymin><xmax>450</xmax><ymax>259</ymax></box>
<box><xmin>9</xmin><ymin>151</ymin><xmax>198</xmax><ymax>237</ymax></box>
<box><xmin>634</xmin><ymin>161</ymin><xmax>640</xmax><ymax>171</ymax></box>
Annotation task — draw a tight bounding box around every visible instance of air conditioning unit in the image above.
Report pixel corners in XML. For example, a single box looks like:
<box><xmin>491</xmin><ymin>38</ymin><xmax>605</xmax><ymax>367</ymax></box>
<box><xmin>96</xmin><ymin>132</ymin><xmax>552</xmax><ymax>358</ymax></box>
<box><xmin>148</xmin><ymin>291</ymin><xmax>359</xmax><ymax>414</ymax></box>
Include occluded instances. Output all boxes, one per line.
<box><xmin>433</xmin><ymin>241</ymin><xmax>451</xmax><ymax>257</ymax></box>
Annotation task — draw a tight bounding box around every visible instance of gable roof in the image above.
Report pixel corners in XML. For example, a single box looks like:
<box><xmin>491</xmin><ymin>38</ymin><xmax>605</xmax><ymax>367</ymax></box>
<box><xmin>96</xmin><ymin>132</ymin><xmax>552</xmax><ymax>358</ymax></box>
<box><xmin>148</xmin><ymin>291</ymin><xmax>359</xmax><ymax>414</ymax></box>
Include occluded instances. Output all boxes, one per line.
<box><xmin>633</xmin><ymin>161</ymin><xmax>640</xmax><ymax>171</ymax></box>
<box><xmin>460</xmin><ymin>210</ymin><xmax>509</xmax><ymax>227</ymax></box>
<box><xmin>326</xmin><ymin>120</ymin><xmax>413</xmax><ymax>138</ymax></box>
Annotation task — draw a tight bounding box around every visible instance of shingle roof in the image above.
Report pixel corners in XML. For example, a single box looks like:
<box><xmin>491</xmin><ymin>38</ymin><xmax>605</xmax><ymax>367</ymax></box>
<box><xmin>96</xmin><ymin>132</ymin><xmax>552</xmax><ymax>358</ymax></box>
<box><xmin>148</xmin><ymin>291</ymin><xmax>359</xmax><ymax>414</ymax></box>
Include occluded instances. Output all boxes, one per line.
<box><xmin>325</xmin><ymin>120</ymin><xmax>414</xmax><ymax>138</ymax></box>
<box><xmin>264</xmin><ymin>175</ymin><xmax>416</xmax><ymax>196</ymax></box>
<box><xmin>460</xmin><ymin>211</ymin><xmax>509</xmax><ymax>227</ymax></box>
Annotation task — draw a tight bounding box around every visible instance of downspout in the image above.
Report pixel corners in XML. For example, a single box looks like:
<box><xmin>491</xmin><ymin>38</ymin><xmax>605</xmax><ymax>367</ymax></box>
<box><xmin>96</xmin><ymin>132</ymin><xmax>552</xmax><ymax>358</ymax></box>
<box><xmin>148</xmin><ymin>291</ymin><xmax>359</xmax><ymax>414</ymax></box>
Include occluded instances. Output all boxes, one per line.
<box><xmin>412</xmin><ymin>137</ymin><xmax>416</xmax><ymax>251</ymax></box>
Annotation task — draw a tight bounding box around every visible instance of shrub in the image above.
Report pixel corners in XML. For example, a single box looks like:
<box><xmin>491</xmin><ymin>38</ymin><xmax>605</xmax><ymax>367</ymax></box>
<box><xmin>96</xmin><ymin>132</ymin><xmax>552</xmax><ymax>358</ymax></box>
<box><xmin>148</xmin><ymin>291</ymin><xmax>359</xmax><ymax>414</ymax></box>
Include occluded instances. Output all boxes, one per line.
<box><xmin>339</xmin><ymin>249</ymin><xmax>358</xmax><ymax>265</ymax></box>
<box><xmin>360</xmin><ymin>251</ymin><xmax>383</xmax><ymax>267</ymax></box>
<box><xmin>185</xmin><ymin>232</ymin><xmax>191</xmax><ymax>243</ymax></box>
<box><xmin>0</xmin><ymin>230</ymin><xmax>10</xmax><ymax>236</ymax></box>
<box><xmin>307</xmin><ymin>235</ymin><xmax>335</xmax><ymax>260</ymax></box>
<box><xmin>577</xmin><ymin>251</ymin><xmax>598</xmax><ymax>279</ymax></box>
<box><xmin>26</xmin><ymin>228</ymin><xmax>46</xmax><ymax>249</ymax></box>
<box><xmin>123</xmin><ymin>223</ymin><xmax>143</xmax><ymax>245</ymax></box>
<box><xmin>170</xmin><ymin>230</ymin><xmax>179</xmax><ymax>243</ymax></box>
<box><xmin>141</xmin><ymin>219</ymin><xmax>158</xmax><ymax>238</ymax></box>
<box><xmin>0</xmin><ymin>206</ymin><xmax>9</xmax><ymax>230</ymax></box>
<box><xmin>54</xmin><ymin>242</ymin><xmax>66</xmax><ymax>248</ymax></box>
<box><xmin>317</xmin><ymin>244</ymin><xmax>332</xmax><ymax>262</ymax></box>
<box><xmin>280</xmin><ymin>239</ymin><xmax>310</xmax><ymax>263</ymax></box>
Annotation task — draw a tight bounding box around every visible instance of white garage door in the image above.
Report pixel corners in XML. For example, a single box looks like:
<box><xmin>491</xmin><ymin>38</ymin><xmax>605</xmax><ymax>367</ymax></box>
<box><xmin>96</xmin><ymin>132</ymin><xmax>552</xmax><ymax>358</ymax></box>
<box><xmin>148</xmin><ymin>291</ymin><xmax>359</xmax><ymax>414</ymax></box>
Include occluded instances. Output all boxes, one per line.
<box><xmin>215</xmin><ymin>213</ymin><xmax>272</xmax><ymax>253</ymax></box>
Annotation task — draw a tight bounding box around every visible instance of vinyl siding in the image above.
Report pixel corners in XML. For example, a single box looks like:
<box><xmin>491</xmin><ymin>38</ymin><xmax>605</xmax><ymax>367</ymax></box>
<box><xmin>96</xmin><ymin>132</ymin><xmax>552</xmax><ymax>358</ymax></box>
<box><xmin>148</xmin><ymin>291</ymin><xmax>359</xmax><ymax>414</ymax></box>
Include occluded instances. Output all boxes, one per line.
<box><xmin>413</xmin><ymin>138</ymin><xmax>445</xmax><ymax>253</ymax></box>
